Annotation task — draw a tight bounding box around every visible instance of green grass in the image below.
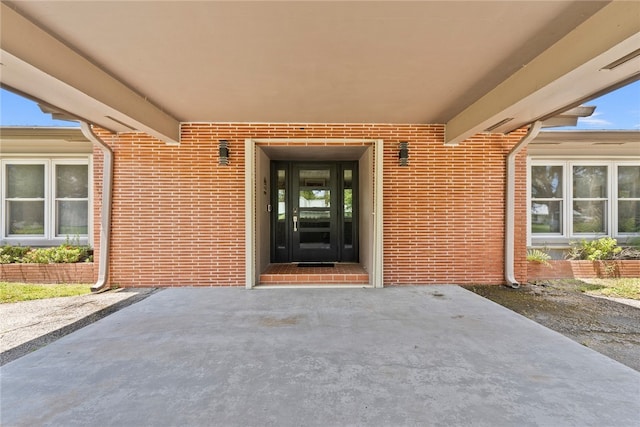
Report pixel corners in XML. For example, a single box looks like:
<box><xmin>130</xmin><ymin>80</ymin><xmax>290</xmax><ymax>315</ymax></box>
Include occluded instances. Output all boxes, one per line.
<box><xmin>578</xmin><ymin>278</ymin><xmax>640</xmax><ymax>300</ymax></box>
<box><xmin>0</xmin><ymin>282</ymin><xmax>92</xmax><ymax>303</ymax></box>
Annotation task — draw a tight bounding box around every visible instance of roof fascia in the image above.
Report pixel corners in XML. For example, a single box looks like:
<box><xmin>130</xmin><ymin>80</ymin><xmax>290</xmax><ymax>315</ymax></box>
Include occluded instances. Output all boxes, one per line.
<box><xmin>533</xmin><ymin>130</ymin><xmax>640</xmax><ymax>144</ymax></box>
<box><xmin>0</xmin><ymin>126</ymin><xmax>87</xmax><ymax>141</ymax></box>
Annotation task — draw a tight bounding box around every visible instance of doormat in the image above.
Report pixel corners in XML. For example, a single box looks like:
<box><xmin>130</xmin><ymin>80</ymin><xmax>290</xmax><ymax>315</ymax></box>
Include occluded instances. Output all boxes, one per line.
<box><xmin>298</xmin><ymin>263</ymin><xmax>335</xmax><ymax>268</ymax></box>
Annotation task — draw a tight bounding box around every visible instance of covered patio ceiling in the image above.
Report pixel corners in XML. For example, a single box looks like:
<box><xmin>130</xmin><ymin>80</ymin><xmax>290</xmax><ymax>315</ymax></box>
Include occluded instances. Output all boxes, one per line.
<box><xmin>1</xmin><ymin>1</ymin><xmax>639</xmax><ymax>145</ymax></box>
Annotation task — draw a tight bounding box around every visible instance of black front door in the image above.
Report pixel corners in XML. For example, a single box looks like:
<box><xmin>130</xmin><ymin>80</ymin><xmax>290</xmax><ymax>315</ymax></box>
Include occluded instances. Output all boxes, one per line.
<box><xmin>272</xmin><ymin>161</ymin><xmax>358</xmax><ymax>263</ymax></box>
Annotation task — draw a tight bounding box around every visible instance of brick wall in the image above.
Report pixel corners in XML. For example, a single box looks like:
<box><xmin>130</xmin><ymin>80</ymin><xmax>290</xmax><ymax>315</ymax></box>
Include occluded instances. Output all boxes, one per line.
<box><xmin>93</xmin><ymin>124</ymin><xmax>526</xmax><ymax>287</ymax></box>
<box><xmin>94</xmin><ymin>127</ymin><xmax>245</xmax><ymax>287</ymax></box>
<box><xmin>0</xmin><ymin>263</ymin><xmax>95</xmax><ymax>284</ymax></box>
<box><xmin>528</xmin><ymin>260</ymin><xmax>640</xmax><ymax>280</ymax></box>
<box><xmin>383</xmin><ymin>128</ymin><xmax>527</xmax><ymax>284</ymax></box>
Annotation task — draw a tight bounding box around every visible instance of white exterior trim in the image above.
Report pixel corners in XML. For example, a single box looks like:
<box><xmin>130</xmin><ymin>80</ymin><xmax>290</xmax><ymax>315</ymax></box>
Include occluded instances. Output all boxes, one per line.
<box><xmin>373</xmin><ymin>139</ymin><xmax>384</xmax><ymax>288</ymax></box>
<box><xmin>1</xmin><ymin>156</ymin><xmax>92</xmax><ymax>246</ymax></box>
<box><xmin>528</xmin><ymin>157</ymin><xmax>640</xmax><ymax>245</ymax></box>
<box><xmin>244</xmin><ymin>138</ymin><xmax>384</xmax><ymax>288</ymax></box>
<box><xmin>245</xmin><ymin>138</ymin><xmax>256</xmax><ymax>289</ymax></box>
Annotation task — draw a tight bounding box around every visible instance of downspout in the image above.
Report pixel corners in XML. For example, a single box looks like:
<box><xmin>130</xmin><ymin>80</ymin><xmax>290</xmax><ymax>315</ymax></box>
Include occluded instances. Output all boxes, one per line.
<box><xmin>505</xmin><ymin>121</ymin><xmax>543</xmax><ymax>288</ymax></box>
<box><xmin>80</xmin><ymin>122</ymin><xmax>113</xmax><ymax>293</ymax></box>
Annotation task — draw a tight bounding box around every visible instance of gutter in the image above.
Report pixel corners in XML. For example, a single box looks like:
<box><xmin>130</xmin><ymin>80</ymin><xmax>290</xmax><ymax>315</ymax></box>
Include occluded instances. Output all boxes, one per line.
<box><xmin>505</xmin><ymin>121</ymin><xmax>543</xmax><ymax>288</ymax></box>
<box><xmin>80</xmin><ymin>122</ymin><xmax>113</xmax><ymax>293</ymax></box>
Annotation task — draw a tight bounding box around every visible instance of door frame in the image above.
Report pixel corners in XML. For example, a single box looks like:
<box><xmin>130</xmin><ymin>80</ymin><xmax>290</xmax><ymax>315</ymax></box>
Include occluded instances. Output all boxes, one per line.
<box><xmin>245</xmin><ymin>138</ymin><xmax>384</xmax><ymax>288</ymax></box>
<box><xmin>271</xmin><ymin>161</ymin><xmax>358</xmax><ymax>263</ymax></box>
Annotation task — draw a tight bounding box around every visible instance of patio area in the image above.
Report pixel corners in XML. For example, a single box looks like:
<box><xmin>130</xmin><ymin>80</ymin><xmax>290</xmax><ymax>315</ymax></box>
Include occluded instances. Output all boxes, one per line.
<box><xmin>1</xmin><ymin>285</ymin><xmax>638</xmax><ymax>426</ymax></box>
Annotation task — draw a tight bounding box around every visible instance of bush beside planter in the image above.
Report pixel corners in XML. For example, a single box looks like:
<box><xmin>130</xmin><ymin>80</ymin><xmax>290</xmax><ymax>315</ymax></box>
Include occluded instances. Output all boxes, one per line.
<box><xmin>0</xmin><ymin>262</ymin><xmax>96</xmax><ymax>284</ymax></box>
<box><xmin>528</xmin><ymin>260</ymin><xmax>640</xmax><ymax>281</ymax></box>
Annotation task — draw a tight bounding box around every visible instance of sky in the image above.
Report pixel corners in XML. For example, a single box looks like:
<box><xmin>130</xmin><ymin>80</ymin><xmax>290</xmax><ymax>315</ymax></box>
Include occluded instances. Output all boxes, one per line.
<box><xmin>0</xmin><ymin>89</ymin><xmax>79</xmax><ymax>127</ymax></box>
<box><xmin>552</xmin><ymin>79</ymin><xmax>640</xmax><ymax>131</ymax></box>
<box><xmin>1</xmin><ymin>80</ymin><xmax>639</xmax><ymax>129</ymax></box>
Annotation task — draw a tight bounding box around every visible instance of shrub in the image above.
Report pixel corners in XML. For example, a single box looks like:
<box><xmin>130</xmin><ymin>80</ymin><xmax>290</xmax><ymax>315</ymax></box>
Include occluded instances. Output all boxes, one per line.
<box><xmin>0</xmin><ymin>244</ymin><xmax>92</xmax><ymax>264</ymax></box>
<box><xmin>567</xmin><ymin>237</ymin><xmax>622</xmax><ymax>261</ymax></box>
<box><xmin>527</xmin><ymin>249</ymin><xmax>551</xmax><ymax>266</ymax></box>
<box><xmin>0</xmin><ymin>246</ymin><xmax>32</xmax><ymax>264</ymax></box>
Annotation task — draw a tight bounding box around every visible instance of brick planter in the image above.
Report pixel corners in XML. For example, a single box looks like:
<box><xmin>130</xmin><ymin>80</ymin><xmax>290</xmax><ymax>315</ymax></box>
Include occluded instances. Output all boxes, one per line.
<box><xmin>527</xmin><ymin>260</ymin><xmax>640</xmax><ymax>281</ymax></box>
<box><xmin>0</xmin><ymin>263</ymin><xmax>96</xmax><ymax>284</ymax></box>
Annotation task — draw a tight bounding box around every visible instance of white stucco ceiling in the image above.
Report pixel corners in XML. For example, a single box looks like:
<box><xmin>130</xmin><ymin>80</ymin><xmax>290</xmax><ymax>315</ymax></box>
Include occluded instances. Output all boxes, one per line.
<box><xmin>1</xmin><ymin>1</ymin><xmax>639</xmax><ymax>145</ymax></box>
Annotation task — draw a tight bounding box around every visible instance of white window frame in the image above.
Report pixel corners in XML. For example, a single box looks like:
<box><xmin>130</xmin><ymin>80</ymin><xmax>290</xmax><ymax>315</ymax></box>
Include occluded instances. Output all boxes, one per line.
<box><xmin>615</xmin><ymin>161</ymin><xmax>640</xmax><ymax>236</ymax></box>
<box><xmin>528</xmin><ymin>160</ymin><xmax>566</xmax><ymax>239</ymax></box>
<box><xmin>528</xmin><ymin>157</ymin><xmax>640</xmax><ymax>246</ymax></box>
<box><xmin>1</xmin><ymin>156</ymin><xmax>92</xmax><ymax>246</ymax></box>
<box><xmin>2</xmin><ymin>160</ymin><xmax>49</xmax><ymax>238</ymax></box>
<box><xmin>569</xmin><ymin>161</ymin><xmax>610</xmax><ymax>237</ymax></box>
<box><xmin>52</xmin><ymin>159</ymin><xmax>91</xmax><ymax>239</ymax></box>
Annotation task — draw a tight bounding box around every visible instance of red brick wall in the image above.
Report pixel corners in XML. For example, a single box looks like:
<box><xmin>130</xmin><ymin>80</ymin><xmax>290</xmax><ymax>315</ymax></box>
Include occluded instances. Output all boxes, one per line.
<box><xmin>383</xmin><ymin>128</ymin><xmax>527</xmax><ymax>284</ymax></box>
<box><xmin>93</xmin><ymin>127</ymin><xmax>245</xmax><ymax>287</ymax></box>
<box><xmin>528</xmin><ymin>260</ymin><xmax>640</xmax><ymax>280</ymax></box>
<box><xmin>92</xmin><ymin>124</ymin><xmax>526</xmax><ymax>287</ymax></box>
<box><xmin>0</xmin><ymin>263</ymin><xmax>95</xmax><ymax>284</ymax></box>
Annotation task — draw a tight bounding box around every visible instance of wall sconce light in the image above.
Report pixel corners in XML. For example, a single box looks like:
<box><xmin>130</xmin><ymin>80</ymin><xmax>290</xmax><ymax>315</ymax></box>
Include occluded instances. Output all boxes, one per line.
<box><xmin>399</xmin><ymin>142</ymin><xmax>409</xmax><ymax>166</ymax></box>
<box><xmin>219</xmin><ymin>140</ymin><xmax>229</xmax><ymax>165</ymax></box>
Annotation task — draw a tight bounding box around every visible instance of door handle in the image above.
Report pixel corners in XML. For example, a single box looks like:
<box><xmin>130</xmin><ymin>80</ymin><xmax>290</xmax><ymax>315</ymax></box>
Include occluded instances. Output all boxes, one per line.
<box><xmin>293</xmin><ymin>207</ymin><xmax>298</xmax><ymax>232</ymax></box>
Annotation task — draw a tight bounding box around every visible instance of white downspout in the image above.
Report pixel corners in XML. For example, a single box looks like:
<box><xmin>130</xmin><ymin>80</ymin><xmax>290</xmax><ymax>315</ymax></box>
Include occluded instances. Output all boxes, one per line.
<box><xmin>80</xmin><ymin>122</ymin><xmax>113</xmax><ymax>293</ymax></box>
<box><xmin>505</xmin><ymin>121</ymin><xmax>543</xmax><ymax>288</ymax></box>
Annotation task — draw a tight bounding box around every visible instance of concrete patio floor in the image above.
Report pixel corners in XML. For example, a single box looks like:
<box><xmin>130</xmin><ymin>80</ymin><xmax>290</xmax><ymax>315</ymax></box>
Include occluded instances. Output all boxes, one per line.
<box><xmin>1</xmin><ymin>286</ymin><xmax>638</xmax><ymax>427</ymax></box>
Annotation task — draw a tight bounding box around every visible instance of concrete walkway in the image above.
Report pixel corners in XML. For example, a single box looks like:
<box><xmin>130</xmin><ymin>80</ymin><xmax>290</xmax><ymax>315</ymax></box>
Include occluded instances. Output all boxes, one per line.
<box><xmin>1</xmin><ymin>286</ymin><xmax>638</xmax><ymax>427</ymax></box>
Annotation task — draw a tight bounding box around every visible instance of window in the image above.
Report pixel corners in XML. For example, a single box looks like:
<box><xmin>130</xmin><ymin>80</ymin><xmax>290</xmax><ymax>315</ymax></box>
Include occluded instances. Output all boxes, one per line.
<box><xmin>531</xmin><ymin>165</ymin><xmax>563</xmax><ymax>234</ymax></box>
<box><xmin>572</xmin><ymin>165</ymin><xmax>607</xmax><ymax>234</ymax></box>
<box><xmin>529</xmin><ymin>159</ymin><xmax>640</xmax><ymax>242</ymax></box>
<box><xmin>618</xmin><ymin>165</ymin><xmax>640</xmax><ymax>233</ymax></box>
<box><xmin>55</xmin><ymin>163</ymin><xmax>89</xmax><ymax>236</ymax></box>
<box><xmin>5</xmin><ymin>163</ymin><xmax>46</xmax><ymax>236</ymax></box>
<box><xmin>2</xmin><ymin>159</ymin><xmax>90</xmax><ymax>243</ymax></box>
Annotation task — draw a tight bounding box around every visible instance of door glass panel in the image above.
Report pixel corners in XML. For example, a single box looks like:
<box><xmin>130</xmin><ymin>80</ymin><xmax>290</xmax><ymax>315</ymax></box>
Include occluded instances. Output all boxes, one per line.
<box><xmin>299</xmin><ymin>169</ymin><xmax>330</xmax><ymax>187</ymax></box>
<box><xmin>299</xmin><ymin>169</ymin><xmax>331</xmax><ymax>208</ymax></box>
<box><xmin>276</xmin><ymin>169</ymin><xmax>286</xmax><ymax>249</ymax></box>
<box><xmin>300</xmin><ymin>231</ymin><xmax>331</xmax><ymax>249</ymax></box>
<box><xmin>299</xmin><ymin>189</ymin><xmax>330</xmax><ymax>208</ymax></box>
<box><xmin>300</xmin><ymin>210</ymin><xmax>330</xmax><ymax>228</ymax></box>
<box><xmin>344</xmin><ymin>169</ymin><xmax>353</xmax><ymax>248</ymax></box>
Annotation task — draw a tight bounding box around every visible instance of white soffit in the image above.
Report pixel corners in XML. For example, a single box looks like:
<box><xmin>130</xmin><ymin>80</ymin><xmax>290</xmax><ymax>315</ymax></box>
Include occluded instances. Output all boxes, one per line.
<box><xmin>529</xmin><ymin>131</ymin><xmax>640</xmax><ymax>156</ymax></box>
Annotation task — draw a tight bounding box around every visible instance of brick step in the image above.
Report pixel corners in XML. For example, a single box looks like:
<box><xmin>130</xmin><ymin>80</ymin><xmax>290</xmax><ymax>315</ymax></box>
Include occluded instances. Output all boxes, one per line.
<box><xmin>259</xmin><ymin>263</ymin><xmax>369</xmax><ymax>285</ymax></box>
